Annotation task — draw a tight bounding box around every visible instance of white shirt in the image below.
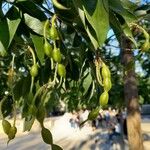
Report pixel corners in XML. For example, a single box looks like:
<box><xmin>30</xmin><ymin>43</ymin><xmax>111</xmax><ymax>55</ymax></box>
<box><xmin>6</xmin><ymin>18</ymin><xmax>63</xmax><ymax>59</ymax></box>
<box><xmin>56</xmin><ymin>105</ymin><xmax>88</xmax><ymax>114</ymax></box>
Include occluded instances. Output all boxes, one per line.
<box><xmin>115</xmin><ymin>123</ymin><xmax>121</xmax><ymax>133</ymax></box>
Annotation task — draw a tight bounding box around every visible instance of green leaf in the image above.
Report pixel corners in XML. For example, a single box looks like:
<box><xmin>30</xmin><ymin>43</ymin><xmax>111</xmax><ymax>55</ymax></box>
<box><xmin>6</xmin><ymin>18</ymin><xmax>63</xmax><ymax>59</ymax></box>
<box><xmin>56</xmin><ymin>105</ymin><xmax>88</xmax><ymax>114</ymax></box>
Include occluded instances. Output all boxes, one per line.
<box><xmin>109</xmin><ymin>11</ymin><xmax>122</xmax><ymax>37</ymax></box>
<box><xmin>73</xmin><ymin>0</ymin><xmax>99</xmax><ymax>49</ymax></box>
<box><xmin>88</xmin><ymin>107</ymin><xmax>100</xmax><ymax>120</ymax></box>
<box><xmin>31</xmin><ymin>34</ymin><xmax>45</xmax><ymax>64</ymax></box>
<box><xmin>79</xmin><ymin>8</ymin><xmax>99</xmax><ymax>49</ymax></box>
<box><xmin>41</xmin><ymin>127</ymin><xmax>53</xmax><ymax>145</ymax></box>
<box><xmin>108</xmin><ymin>1</ymin><xmax>137</xmax><ymax>47</ymax></box>
<box><xmin>83</xmin><ymin>81</ymin><xmax>95</xmax><ymax>101</ymax></box>
<box><xmin>36</xmin><ymin>105</ymin><xmax>46</xmax><ymax>125</ymax></box>
<box><xmin>0</xmin><ymin>97</ymin><xmax>7</xmax><ymax>119</ymax></box>
<box><xmin>122</xmin><ymin>23</ymin><xmax>137</xmax><ymax>47</ymax></box>
<box><xmin>24</xmin><ymin>14</ymin><xmax>44</xmax><ymax>35</ymax></box>
<box><xmin>1</xmin><ymin>96</ymin><xmax>13</xmax><ymax>118</ymax></box>
<box><xmin>82</xmin><ymin>71</ymin><xmax>92</xmax><ymax>95</ymax></box>
<box><xmin>13</xmin><ymin>79</ymin><xmax>23</xmax><ymax>101</ymax></box>
<box><xmin>0</xmin><ymin>7</ymin><xmax>21</xmax><ymax>53</ymax></box>
<box><xmin>120</xmin><ymin>0</ymin><xmax>138</xmax><ymax>11</ymax></box>
<box><xmin>6</xmin><ymin>7</ymin><xmax>21</xmax><ymax>46</ymax></box>
<box><xmin>13</xmin><ymin>75</ymin><xmax>31</xmax><ymax>101</ymax></box>
<box><xmin>28</xmin><ymin>105</ymin><xmax>37</xmax><ymax>116</ymax></box>
<box><xmin>134</xmin><ymin>5</ymin><xmax>150</xmax><ymax>19</ymax></box>
<box><xmin>85</xmin><ymin>25</ymin><xmax>99</xmax><ymax>49</ymax></box>
<box><xmin>108</xmin><ymin>0</ymin><xmax>137</xmax><ymax>23</ymax></box>
<box><xmin>23</xmin><ymin>116</ymin><xmax>35</xmax><ymax>131</ymax></box>
<box><xmin>66</xmin><ymin>56</ymin><xmax>80</xmax><ymax>81</ymax></box>
<box><xmin>52</xmin><ymin>144</ymin><xmax>63</xmax><ymax>150</ymax></box>
<box><xmin>0</xmin><ymin>43</ymin><xmax>7</xmax><ymax>57</ymax></box>
<box><xmin>27</xmin><ymin>92</ymin><xmax>34</xmax><ymax>105</ymax></box>
<box><xmin>83</xmin><ymin>0</ymin><xmax>109</xmax><ymax>47</ymax></box>
<box><xmin>22</xmin><ymin>93</ymin><xmax>35</xmax><ymax>128</ymax></box>
<box><xmin>0</xmin><ymin>19</ymin><xmax>9</xmax><ymax>51</ymax></box>
<box><xmin>16</xmin><ymin>1</ymin><xmax>46</xmax><ymax>21</ymax></box>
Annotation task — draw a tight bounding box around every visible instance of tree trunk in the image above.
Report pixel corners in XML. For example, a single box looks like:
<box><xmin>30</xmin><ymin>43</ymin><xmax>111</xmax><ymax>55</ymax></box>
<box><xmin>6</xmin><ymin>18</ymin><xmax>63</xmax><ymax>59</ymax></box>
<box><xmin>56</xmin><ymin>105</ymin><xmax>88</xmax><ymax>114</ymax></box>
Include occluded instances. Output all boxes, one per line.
<box><xmin>120</xmin><ymin>35</ymin><xmax>144</xmax><ymax>150</ymax></box>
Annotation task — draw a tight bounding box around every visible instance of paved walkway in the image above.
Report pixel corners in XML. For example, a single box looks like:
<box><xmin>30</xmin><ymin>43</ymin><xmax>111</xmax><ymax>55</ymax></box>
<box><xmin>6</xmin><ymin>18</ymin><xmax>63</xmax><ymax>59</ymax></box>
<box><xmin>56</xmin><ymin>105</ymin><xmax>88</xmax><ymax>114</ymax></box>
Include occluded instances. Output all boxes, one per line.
<box><xmin>0</xmin><ymin>114</ymin><xmax>150</xmax><ymax>150</ymax></box>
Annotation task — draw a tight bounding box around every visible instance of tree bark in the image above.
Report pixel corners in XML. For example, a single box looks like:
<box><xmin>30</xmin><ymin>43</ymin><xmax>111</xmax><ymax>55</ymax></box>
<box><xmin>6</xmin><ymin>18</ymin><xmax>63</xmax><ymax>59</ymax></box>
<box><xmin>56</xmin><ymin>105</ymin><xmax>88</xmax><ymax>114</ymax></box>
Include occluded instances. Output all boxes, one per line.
<box><xmin>120</xmin><ymin>35</ymin><xmax>144</xmax><ymax>150</ymax></box>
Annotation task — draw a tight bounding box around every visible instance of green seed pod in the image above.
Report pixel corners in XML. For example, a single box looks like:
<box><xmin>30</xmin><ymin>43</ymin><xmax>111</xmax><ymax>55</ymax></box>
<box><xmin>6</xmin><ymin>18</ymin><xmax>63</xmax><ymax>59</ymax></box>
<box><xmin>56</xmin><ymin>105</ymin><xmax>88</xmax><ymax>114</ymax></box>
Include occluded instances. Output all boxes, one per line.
<box><xmin>103</xmin><ymin>78</ymin><xmax>112</xmax><ymax>92</ymax></box>
<box><xmin>44</xmin><ymin>40</ymin><xmax>53</xmax><ymax>57</ymax></box>
<box><xmin>2</xmin><ymin>119</ymin><xmax>11</xmax><ymax>135</ymax></box>
<box><xmin>99</xmin><ymin>91</ymin><xmax>109</xmax><ymax>107</ymax></box>
<box><xmin>8</xmin><ymin>126</ymin><xmax>17</xmax><ymax>140</ymax></box>
<box><xmin>57</xmin><ymin>64</ymin><xmax>66</xmax><ymax>78</ymax></box>
<box><xmin>88</xmin><ymin>107</ymin><xmax>100</xmax><ymax>120</ymax></box>
<box><xmin>143</xmin><ymin>28</ymin><xmax>149</xmax><ymax>40</ymax></box>
<box><xmin>41</xmin><ymin>127</ymin><xmax>53</xmax><ymax>145</ymax></box>
<box><xmin>30</xmin><ymin>64</ymin><xmax>38</xmax><ymax>77</ymax></box>
<box><xmin>49</xmin><ymin>25</ymin><xmax>59</xmax><ymax>41</ymax></box>
<box><xmin>52</xmin><ymin>48</ymin><xmax>62</xmax><ymax>63</ymax></box>
<box><xmin>141</xmin><ymin>27</ymin><xmax>149</xmax><ymax>51</ymax></box>
<box><xmin>141</xmin><ymin>40</ymin><xmax>150</xmax><ymax>52</ymax></box>
<box><xmin>102</xmin><ymin>64</ymin><xmax>111</xmax><ymax>78</ymax></box>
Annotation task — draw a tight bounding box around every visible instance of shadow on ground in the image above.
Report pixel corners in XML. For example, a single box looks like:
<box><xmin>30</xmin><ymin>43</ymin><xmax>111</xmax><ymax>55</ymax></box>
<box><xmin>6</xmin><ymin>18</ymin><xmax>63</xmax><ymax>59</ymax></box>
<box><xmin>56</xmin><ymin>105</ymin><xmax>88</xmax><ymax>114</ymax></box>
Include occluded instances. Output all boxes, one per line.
<box><xmin>0</xmin><ymin>132</ymin><xmax>50</xmax><ymax>150</ymax></box>
<box><xmin>69</xmin><ymin>131</ymin><xmax>127</xmax><ymax>150</ymax></box>
<box><xmin>143</xmin><ymin>133</ymin><xmax>150</xmax><ymax>141</ymax></box>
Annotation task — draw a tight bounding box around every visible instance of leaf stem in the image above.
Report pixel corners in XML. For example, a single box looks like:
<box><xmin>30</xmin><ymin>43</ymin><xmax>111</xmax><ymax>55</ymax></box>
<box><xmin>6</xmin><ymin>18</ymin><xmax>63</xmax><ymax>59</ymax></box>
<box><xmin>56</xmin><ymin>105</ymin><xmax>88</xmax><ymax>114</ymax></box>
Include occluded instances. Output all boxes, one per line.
<box><xmin>57</xmin><ymin>76</ymin><xmax>63</xmax><ymax>88</ymax></box>
<box><xmin>28</xmin><ymin>46</ymin><xmax>36</xmax><ymax>65</ymax></box>
<box><xmin>11</xmin><ymin>53</ymin><xmax>15</xmax><ymax>70</ymax></box>
<box><xmin>30</xmin><ymin>77</ymin><xmax>35</xmax><ymax>93</ymax></box>
<box><xmin>53</xmin><ymin>63</ymin><xmax>58</xmax><ymax>84</ymax></box>
<box><xmin>32</xmin><ymin>85</ymin><xmax>46</xmax><ymax>105</ymax></box>
<box><xmin>51</xmin><ymin>58</ymin><xmax>54</xmax><ymax>70</ymax></box>
<box><xmin>13</xmin><ymin>103</ymin><xmax>17</xmax><ymax>127</ymax></box>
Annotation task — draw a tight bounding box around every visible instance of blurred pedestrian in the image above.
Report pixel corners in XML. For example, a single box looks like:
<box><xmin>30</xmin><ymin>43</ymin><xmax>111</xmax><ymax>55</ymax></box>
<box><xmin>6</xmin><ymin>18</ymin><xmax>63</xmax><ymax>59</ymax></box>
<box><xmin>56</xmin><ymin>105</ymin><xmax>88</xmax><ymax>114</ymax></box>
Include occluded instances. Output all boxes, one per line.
<box><xmin>108</xmin><ymin>117</ymin><xmax>121</xmax><ymax>141</ymax></box>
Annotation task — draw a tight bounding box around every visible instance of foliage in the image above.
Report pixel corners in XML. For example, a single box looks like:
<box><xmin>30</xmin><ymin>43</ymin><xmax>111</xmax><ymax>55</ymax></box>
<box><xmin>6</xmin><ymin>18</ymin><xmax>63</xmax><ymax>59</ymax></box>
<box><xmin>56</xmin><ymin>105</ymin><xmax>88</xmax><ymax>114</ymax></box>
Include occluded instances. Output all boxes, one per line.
<box><xmin>0</xmin><ymin>0</ymin><xmax>149</xmax><ymax>148</ymax></box>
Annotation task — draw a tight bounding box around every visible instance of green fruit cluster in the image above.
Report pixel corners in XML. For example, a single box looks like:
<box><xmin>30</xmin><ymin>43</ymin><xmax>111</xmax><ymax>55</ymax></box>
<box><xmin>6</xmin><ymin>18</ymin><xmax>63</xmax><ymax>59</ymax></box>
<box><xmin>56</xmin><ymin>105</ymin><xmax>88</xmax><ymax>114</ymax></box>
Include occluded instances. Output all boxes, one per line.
<box><xmin>43</xmin><ymin>15</ymin><xmax>66</xmax><ymax>78</ymax></box>
<box><xmin>102</xmin><ymin>63</ymin><xmax>112</xmax><ymax>92</ymax></box>
<box><xmin>99</xmin><ymin>62</ymin><xmax>112</xmax><ymax>107</ymax></box>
